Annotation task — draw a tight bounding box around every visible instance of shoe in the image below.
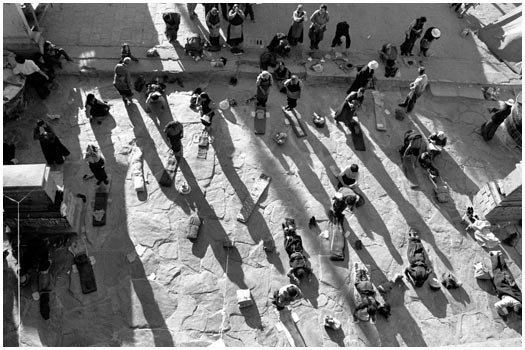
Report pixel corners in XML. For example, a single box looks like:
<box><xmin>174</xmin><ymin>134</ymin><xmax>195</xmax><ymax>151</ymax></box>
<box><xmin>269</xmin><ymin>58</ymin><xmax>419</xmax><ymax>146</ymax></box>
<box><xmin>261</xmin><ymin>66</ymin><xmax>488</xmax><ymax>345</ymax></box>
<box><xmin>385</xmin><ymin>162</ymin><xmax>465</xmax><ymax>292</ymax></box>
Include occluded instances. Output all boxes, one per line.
<box><xmin>398</xmin><ymin>103</ymin><xmax>407</xmax><ymax>107</ymax></box>
<box><xmin>104</xmin><ymin>180</ymin><xmax>109</xmax><ymax>185</ymax></box>
<box><xmin>96</xmin><ymin>181</ymin><xmax>101</xmax><ymax>186</ymax></box>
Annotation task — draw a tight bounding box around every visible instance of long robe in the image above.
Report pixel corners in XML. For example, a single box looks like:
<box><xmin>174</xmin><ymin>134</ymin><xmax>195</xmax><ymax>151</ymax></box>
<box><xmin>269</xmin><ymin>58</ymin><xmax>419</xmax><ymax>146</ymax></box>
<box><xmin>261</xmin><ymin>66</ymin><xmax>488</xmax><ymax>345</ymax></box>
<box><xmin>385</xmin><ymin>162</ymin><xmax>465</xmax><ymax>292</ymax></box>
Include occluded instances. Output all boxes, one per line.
<box><xmin>347</xmin><ymin>66</ymin><xmax>374</xmax><ymax>94</ymax></box>
<box><xmin>33</xmin><ymin>125</ymin><xmax>70</xmax><ymax>164</ymax></box>
<box><xmin>481</xmin><ymin>105</ymin><xmax>512</xmax><ymax>141</ymax></box>
<box><xmin>287</xmin><ymin>10</ymin><xmax>305</xmax><ymax>46</ymax></box>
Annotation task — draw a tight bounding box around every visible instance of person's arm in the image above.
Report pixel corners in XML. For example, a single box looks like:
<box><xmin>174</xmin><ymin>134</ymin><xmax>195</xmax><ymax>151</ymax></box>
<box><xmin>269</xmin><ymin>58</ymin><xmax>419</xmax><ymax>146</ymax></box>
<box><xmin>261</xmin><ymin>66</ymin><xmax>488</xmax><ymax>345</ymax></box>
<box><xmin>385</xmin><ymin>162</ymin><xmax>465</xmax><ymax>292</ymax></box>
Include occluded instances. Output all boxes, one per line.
<box><xmin>238</xmin><ymin>9</ymin><xmax>245</xmax><ymax>20</ymax></box>
<box><xmin>85</xmin><ymin>105</ymin><xmax>92</xmax><ymax>118</ymax></box>
<box><xmin>310</xmin><ymin>10</ymin><xmax>317</xmax><ymax>23</ymax></box>
<box><xmin>126</xmin><ymin>71</ymin><xmax>132</xmax><ymax>89</ymax></box>
<box><xmin>406</xmin><ymin>19</ymin><xmax>416</xmax><ymax>37</ymax></box>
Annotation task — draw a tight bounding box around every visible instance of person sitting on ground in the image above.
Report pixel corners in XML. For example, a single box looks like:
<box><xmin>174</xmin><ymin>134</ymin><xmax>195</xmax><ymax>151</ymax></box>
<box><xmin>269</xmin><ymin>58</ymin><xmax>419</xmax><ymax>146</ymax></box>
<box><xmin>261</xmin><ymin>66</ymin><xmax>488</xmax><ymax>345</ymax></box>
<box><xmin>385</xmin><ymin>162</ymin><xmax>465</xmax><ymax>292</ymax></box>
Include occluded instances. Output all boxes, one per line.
<box><xmin>274</xmin><ymin>61</ymin><xmax>292</xmax><ymax>93</ymax></box>
<box><xmin>272</xmin><ymin>284</ymin><xmax>302</xmax><ymax>310</ymax></box>
<box><xmin>490</xmin><ymin>251</ymin><xmax>522</xmax><ymax>318</ymax></box>
<box><xmin>145</xmin><ymin>91</ymin><xmax>166</xmax><ymax>113</ymax></box>
<box><xmin>404</xmin><ymin>229</ymin><xmax>432</xmax><ymax>287</ymax></box>
<box><xmin>43</xmin><ymin>40</ymin><xmax>73</xmax><ymax>69</ymax></box>
<box><xmin>331</xmin><ymin>21</ymin><xmax>351</xmax><ymax>56</ymax></box>
<box><xmin>185</xmin><ymin>33</ymin><xmax>205</xmax><ymax>61</ymax></box>
<box><xmin>120</xmin><ymin>43</ymin><xmax>139</xmax><ymax>62</ymax></box>
<box><xmin>427</xmin><ymin>131</ymin><xmax>447</xmax><ymax>157</ymax></box>
<box><xmin>336</xmin><ymin>163</ymin><xmax>360</xmax><ymax>189</ymax></box>
<box><xmin>189</xmin><ymin>88</ymin><xmax>203</xmax><ymax>111</ymax></box>
<box><xmin>379</xmin><ymin>43</ymin><xmax>399</xmax><ymax>78</ymax></box>
<box><xmin>164</xmin><ymin>120</ymin><xmax>184</xmax><ymax>162</ymax></box>
<box><xmin>85</xmin><ymin>93</ymin><xmax>110</xmax><ymax>124</ymax></box>
<box><xmin>259</xmin><ymin>50</ymin><xmax>278</xmax><ymax>71</ymax></box>
<box><xmin>13</xmin><ymin>55</ymin><xmax>50</xmax><ymax>99</ymax></box>
<box><xmin>267</xmin><ymin>33</ymin><xmax>291</xmax><ymax>57</ymax></box>
<box><xmin>399</xmin><ymin>129</ymin><xmax>423</xmax><ymax>161</ymax></box>
<box><xmin>418</xmin><ymin>151</ymin><xmax>439</xmax><ymax>177</ymax></box>
<box><xmin>287</xmin><ymin>251</ymin><xmax>313</xmax><ymax>283</ymax></box>
<box><xmin>332</xmin><ymin>186</ymin><xmax>362</xmax><ymax>219</ymax></box>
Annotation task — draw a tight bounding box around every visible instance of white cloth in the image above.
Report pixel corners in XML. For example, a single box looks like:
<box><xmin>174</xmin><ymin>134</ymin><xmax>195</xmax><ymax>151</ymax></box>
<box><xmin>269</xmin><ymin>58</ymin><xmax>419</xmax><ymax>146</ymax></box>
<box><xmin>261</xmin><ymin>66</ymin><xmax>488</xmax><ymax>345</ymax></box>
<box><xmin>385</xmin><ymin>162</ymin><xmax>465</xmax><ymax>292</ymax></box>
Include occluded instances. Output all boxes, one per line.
<box><xmin>13</xmin><ymin>60</ymin><xmax>40</xmax><ymax>75</ymax></box>
<box><xmin>495</xmin><ymin>295</ymin><xmax>521</xmax><ymax>316</ymax></box>
<box><xmin>411</xmin><ymin>74</ymin><xmax>428</xmax><ymax>96</ymax></box>
<box><xmin>469</xmin><ymin>220</ymin><xmax>500</xmax><ymax>248</ymax></box>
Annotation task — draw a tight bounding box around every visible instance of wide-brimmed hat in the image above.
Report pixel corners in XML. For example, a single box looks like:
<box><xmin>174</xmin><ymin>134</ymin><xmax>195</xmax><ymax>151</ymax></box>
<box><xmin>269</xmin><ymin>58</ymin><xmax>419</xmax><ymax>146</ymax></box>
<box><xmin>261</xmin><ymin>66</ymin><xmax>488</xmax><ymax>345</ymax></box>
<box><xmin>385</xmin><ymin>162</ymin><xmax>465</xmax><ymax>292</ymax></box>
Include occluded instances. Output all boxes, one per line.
<box><xmin>504</xmin><ymin>99</ymin><xmax>515</xmax><ymax>106</ymax></box>
<box><xmin>429</xmin><ymin>278</ymin><xmax>441</xmax><ymax>290</ymax></box>
<box><xmin>437</xmin><ymin>131</ymin><xmax>446</xmax><ymax>140</ymax></box>
<box><xmin>431</xmin><ymin>28</ymin><xmax>441</xmax><ymax>39</ymax></box>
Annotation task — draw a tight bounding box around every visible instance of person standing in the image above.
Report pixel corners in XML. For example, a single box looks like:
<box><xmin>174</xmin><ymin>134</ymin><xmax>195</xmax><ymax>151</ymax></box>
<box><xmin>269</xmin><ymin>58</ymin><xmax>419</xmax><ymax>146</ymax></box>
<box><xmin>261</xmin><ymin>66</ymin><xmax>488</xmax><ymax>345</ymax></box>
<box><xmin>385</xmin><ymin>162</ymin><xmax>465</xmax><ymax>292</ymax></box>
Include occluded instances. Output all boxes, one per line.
<box><xmin>334</xmin><ymin>88</ymin><xmax>365</xmax><ymax>128</ymax></box>
<box><xmin>242</xmin><ymin>3</ymin><xmax>255</xmax><ymax>21</ymax></box>
<box><xmin>206</xmin><ymin>7</ymin><xmax>222</xmax><ymax>50</ymax></box>
<box><xmin>85</xmin><ymin>144</ymin><xmax>109</xmax><ymax>186</ymax></box>
<box><xmin>113</xmin><ymin>57</ymin><xmax>133</xmax><ymax>105</ymax></box>
<box><xmin>346</xmin><ymin>60</ymin><xmax>378</xmax><ymax>94</ymax></box>
<box><xmin>283</xmin><ymin>75</ymin><xmax>303</xmax><ymax>111</ymax></box>
<box><xmin>309</xmin><ymin>4</ymin><xmax>329</xmax><ymax>50</ymax></box>
<box><xmin>187</xmin><ymin>3</ymin><xmax>197</xmax><ymax>20</ymax></box>
<box><xmin>227</xmin><ymin>4</ymin><xmax>245</xmax><ymax>53</ymax></box>
<box><xmin>418</xmin><ymin>27</ymin><xmax>440</xmax><ymax>57</ymax></box>
<box><xmin>400</xmin><ymin>16</ymin><xmax>427</xmax><ymax>56</ymax></box>
<box><xmin>331</xmin><ymin>21</ymin><xmax>351</xmax><ymax>55</ymax></box>
<box><xmin>398</xmin><ymin>67</ymin><xmax>428</xmax><ymax>113</ymax></box>
<box><xmin>481</xmin><ymin>99</ymin><xmax>514</xmax><ymax>141</ymax></box>
<box><xmin>287</xmin><ymin>5</ymin><xmax>307</xmax><ymax>47</ymax></box>
<box><xmin>162</xmin><ymin>12</ymin><xmax>181</xmax><ymax>45</ymax></box>
<box><xmin>256</xmin><ymin>70</ymin><xmax>273</xmax><ymax>107</ymax></box>
<box><xmin>274</xmin><ymin>61</ymin><xmax>292</xmax><ymax>92</ymax></box>
<box><xmin>13</xmin><ymin>55</ymin><xmax>50</xmax><ymax>99</ymax></box>
<box><xmin>164</xmin><ymin>121</ymin><xmax>184</xmax><ymax>162</ymax></box>
<box><xmin>33</xmin><ymin>120</ymin><xmax>70</xmax><ymax>165</ymax></box>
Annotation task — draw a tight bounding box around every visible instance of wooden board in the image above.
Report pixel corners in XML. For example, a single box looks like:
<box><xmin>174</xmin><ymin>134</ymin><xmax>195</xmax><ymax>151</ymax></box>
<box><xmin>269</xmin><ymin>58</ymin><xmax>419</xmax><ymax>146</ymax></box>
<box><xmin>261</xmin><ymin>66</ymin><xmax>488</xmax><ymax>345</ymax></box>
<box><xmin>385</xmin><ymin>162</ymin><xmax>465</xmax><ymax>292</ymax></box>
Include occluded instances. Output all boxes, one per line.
<box><xmin>159</xmin><ymin>153</ymin><xmax>178</xmax><ymax>186</ymax></box>
<box><xmin>93</xmin><ymin>174</ymin><xmax>111</xmax><ymax>226</ymax></box>
<box><xmin>349</xmin><ymin>119</ymin><xmax>366</xmax><ymax>151</ymax></box>
<box><xmin>282</xmin><ymin>107</ymin><xmax>307</xmax><ymax>138</ymax></box>
<box><xmin>329</xmin><ymin>216</ymin><xmax>345</xmax><ymax>261</ymax></box>
<box><xmin>197</xmin><ymin>130</ymin><xmax>210</xmax><ymax>159</ymax></box>
<box><xmin>254</xmin><ymin>106</ymin><xmax>267</xmax><ymax>135</ymax></box>
<box><xmin>237</xmin><ymin>174</ymin><xmax>271</xmax><ymax>223</ymax></box>
<box><xmin>370</xmin><ymin>91</ymin><xmax>387</xmax><ymax>131</ymax></box>
<box><xmin>279</xmin><ymin>309</ymin><xmax>307</xmax><ymax>347</ymax></box>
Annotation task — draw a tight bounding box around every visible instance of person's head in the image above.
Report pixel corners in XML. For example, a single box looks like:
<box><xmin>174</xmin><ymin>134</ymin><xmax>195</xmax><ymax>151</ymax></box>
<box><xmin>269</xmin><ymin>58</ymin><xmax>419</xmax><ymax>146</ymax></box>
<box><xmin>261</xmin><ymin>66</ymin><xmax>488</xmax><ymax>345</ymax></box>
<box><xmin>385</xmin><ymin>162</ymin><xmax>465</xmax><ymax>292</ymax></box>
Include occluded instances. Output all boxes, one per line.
<box><xmin>504</xmin><ymin>99</ymin><xmax>515</xmax><ymax>107</ymax></box>
<box><xmin>320</xmin><ymin>4</ymin><xmax>327</xmax><ymax>12</ymax></box>
<box><xmin>122</xmin><ymin>42</ymin><xmax>129</xmax><ymax>49</ymax></box>
<box><xmin>85</xmin><ymin>144</ymin><xmax>98</xmax><ymax>156</ymax></box>
<box><xmin>357</xmin><ymin>87</ymin><xmax>365</xmax><ymax>96</ymax></box>
<box><xmin>291</xmin><ymin>75</ymin><xmax>299</xmax><ymax>83</ymax></box>
<box><xmin>345</xmin><ymin>195</ymin><xmax>357</xmax><ymax>206</ymax></box>
<box><xmin>200</xmin><ymin>92</ymin><xmax>209</xmax><ymax>100</ymax></box>
<box><xmin>431</xmin><ymin>28</ymin><xmax>441</xmax><ymax>39</ymax></box>
<box><xmin>339</xmin><ymin>36</ymin><xmax>346</xmax><ymax>44</ymax></box>
<box><xmin>211</xmin><ymin>7</ymin><xmax>218</xmax><ymax>15</ymax></box>
<box><xmin>86</xmin><ymin>93</ymin><xmax>95</xmax><ymax>104</ymax></box>
<box><xmin>287</xmin><ymin>286</ymin><xmax>298</xmax><ymax>297</ymax></box>
<box><xmin>193</xmin><ymin>87</ymin><xmax>202</xmax><ymax>95</ymax></box>
<box><xmin>295</xmin><ymin>268</ymin><xmax>306</xmax><ymax>279</ymax></box>
<box><xmin>232</xmin><ymin>4</ymin><xmax>239</xmax><ymax>10</ymax></box>
<box><xmin>414</xmin><ymin>266</ymin><xmax>426</xmax><ymax>287</ymax></box>
<box><xmin>419</xmin><ymin>16</ymin><xmax>427</xmax><ymax>23</ymax></box>
<box><xmin>368</xmin><ymin>60</ymin><xmax>379</xmax><ymax>70</ymax></box>
<box><xmin>297</xmin><ymin>4</ymin><xmax>303</xmax><ymax>11</ymax></box>
<box><xmin>150</xmin><ymin>91</ymin><xmax>161</xmax><ymax>101</ymax></box>
<box><xmin>15</xmin><ymin>55</ymin><xmax>25</xmax><ymax>64</ymax></box>
<box><xmin>350</xmin><ymin>164</ymin><xmax>359</xmax><ymax>173</ymax></box>
<box><xmin>122</xmin><ymin>57</ymin><xmax>131</xmax><ymax>65</ymax></box>
<box><xmin>367</xmin><ymin>303</ymin><xmax>378</xmax><ymax>317</ymax></box>
<box><xmin>514</xmin><ymin>304</ymin><xmax>522</xmax><ymax>316</ymax></box>
<box><xmin>418</xmin><ymin>67</ymin><xmax>425</xmax><ymax>75</ymax></box>
<box><xmin>36</xmin><ymin>119</ymin><xmax>45</xmax><ymax>127</ymax></box>
<box><xmin>277</xmin><ymin>60</ymin><xmax>285</xmax><ymax>68</ymax></box>
<box><xmin>437</xmin><ymin>131</ymin><xmax>446</xmax><ymax>140</ymax></box>
<box><xmin>348</xmin><ymin>102</ymin><xmax>356</xmax><ymax>110</ymax></box>
<box><xmin>261</xmin><ymin>70</ymin><xmax>270</xmax><ymax>79</ymax></box>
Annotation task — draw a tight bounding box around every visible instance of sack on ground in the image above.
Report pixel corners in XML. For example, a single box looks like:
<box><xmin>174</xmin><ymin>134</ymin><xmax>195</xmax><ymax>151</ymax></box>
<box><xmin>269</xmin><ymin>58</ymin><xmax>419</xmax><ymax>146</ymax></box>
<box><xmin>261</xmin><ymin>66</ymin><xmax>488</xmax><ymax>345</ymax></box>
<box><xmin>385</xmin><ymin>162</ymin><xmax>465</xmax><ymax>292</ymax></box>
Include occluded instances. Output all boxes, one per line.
<box><xmin>186</xmin><ymin>214</ymin><xmax>201</xmax><ymax>241</ymax></box>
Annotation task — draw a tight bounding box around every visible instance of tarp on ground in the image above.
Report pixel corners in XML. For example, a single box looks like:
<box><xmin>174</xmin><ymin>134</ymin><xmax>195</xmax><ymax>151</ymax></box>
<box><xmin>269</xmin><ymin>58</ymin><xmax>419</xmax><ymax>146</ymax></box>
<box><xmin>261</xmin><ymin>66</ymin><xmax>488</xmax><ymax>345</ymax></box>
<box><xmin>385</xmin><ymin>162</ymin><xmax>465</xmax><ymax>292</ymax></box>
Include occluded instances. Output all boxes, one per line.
<box><xmin>478</xmin><ymin>5</ymin><xmax>522</xmax><ymax>73</ymax></box>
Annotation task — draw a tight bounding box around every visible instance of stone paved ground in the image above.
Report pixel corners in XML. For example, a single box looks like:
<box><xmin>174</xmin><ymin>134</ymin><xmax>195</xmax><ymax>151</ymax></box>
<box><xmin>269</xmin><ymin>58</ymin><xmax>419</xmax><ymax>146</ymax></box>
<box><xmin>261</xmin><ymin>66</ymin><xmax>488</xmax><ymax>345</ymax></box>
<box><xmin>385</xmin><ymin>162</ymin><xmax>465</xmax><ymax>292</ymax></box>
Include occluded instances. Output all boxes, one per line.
<box><xmin>3</xmin><ymin>73</ymin><xmax>522</xmax><ymax>346</ymax></box>
<box><xmin>3</xmin><ymin>2</ymin><xmax>523</xmax><ymax>348</ymax></box>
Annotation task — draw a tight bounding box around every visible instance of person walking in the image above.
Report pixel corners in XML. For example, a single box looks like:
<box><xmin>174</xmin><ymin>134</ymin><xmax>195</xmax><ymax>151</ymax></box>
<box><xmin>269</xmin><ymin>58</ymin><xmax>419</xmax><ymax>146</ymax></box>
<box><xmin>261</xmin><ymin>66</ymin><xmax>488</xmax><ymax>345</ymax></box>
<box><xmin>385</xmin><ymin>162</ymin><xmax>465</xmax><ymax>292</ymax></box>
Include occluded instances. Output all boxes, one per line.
<box><xmin>334</xmin><ymin>88</ymin><xmax>365</xmax><ymax>128</ymax></box>
<box><xmin>85</xmin><ymin>144</ymin><xmax>109</xmax><ymax>186</ymax></box>
<box><xmin>113</xmin><ymin>57</ymin><xmax>133</xmax><ymax>105</ymax></box>
<box><xmin>283</xmin><ymin>75</ymin><xmax>303</xmax><ymax>111</ymax></box>
<box><xmin>227</xmin><ymin>4</ymin><xmax>245</xmax><ymax>53</ymax></box>
<box><xmin>256</xmin><ymin>70</ymin><xmax>273</xmax><ymax>107</ymax></box>
<box><xmin>206</xmin><ymin>7</ymin><xmax>222</xmax><ymax>50</ymax></box>
<box><xmin>309</xmin><ymin>4</ymin><xmax>329</xmax><ymax>50</ymax></box>
<box><xmin>164</xmin><ymin>121</ymin><xmax>184</xmax><ymax>162</ymax></box>
<box><xmin>33</xmin><ymin>120</ymin><xmax>70</xmax><ymax>165</ymax></box>
<box><xmin>400</xmin><ymin>16</ymin><xmax>427</xmax><ymax>56</ymax></box>
<box><xmin>287</xmin><ymin>5</ymin><xmax>307</xmax><ymax>47</ymax></box>
<box><xmin>418</xmin><ymin>27</ymin><xmax>440</xmax><ymax>57</ymax></box>
<box><xmin>481</xmin><ymin>99</ymin><xmax>514</xmax><ymax>141</ymax></box>
<box><xmin>346</xmin><ymin>60</ymin><xmax>378</xmax><ymax>94</ymax></box>
<box><xmin>162</xmin><ymin>11</ymin><xmax>181</xmax><ymax>44</ymax></box>
<box><xmin>398</xmin><ymin>67</ymin><xmax>428</xmax><ymax>113</ymax></box>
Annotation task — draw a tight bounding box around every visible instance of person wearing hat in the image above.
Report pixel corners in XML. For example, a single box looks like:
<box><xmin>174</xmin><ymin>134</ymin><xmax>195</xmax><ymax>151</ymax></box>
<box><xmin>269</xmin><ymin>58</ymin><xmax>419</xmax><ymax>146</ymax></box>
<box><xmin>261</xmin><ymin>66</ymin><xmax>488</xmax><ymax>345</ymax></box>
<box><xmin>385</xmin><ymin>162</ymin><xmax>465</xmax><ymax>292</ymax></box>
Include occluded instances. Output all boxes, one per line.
<box><xmin>428</xmin><ymin>130</ymin><xmax>447</xmax><ymax>157</ymax></box>
<box><xmin>404</xmin><ymin>229</ymin><xmax>432</xmax><ymax>288</ymax></box>
<box><xmin>113</xmin><ymin>57</ymin><xmax>133</xmax><ymax>105</ymax></box>
<box><xmin>336</xmin><ymin>163</ymin><xmax>360</xmax><ymax>189</ymax></box>
<box><xmin>481</xmin><ymin>99</ymin><xmax>514</xmax><ymax>141</ymax></box>
<box><xmin>398</xmin><ymin>67</ymin><xmax>428</xmax><ymax>113</ymax></box>
<box><xmin>346</xmin><ymin>60</ymin><xmax>377</xmax><ymax>94</ymax></box>
<box><xmin>256</xmin><ymin>70</ymin><xmax>273</xmax><ymax>107</ymax></box>
<box><xmin>85</xmin><ymin>144</ymin><xmax>109</xmax><ymax>186</ymax></box>
<box><xmin>145</xmin><ymin>91</ymin><xmax>166</xmax><ymax>114</ymax></box>
<box><xmin>400</xmin><ymin>16</ymin><xmax>427</xmax><ymax>56</ymax></box>
<box><xmin>283</xmin><ymin>75</ymin><xmax>303</xmax><ymax>111</ymax></box>
<box><xmin>419</xmin><ymin>27</ymin><xmax>440</xmax><ymax>57</ymax></box>
<box><xmin>164</xmin><ymin>120</ymin><xmax>184</xmax><ymax>162</ymax></box>
<box><xmin>309</xmin><ymin>4</ymin><xmax>329</xmax><ymax>50</ymax></box>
